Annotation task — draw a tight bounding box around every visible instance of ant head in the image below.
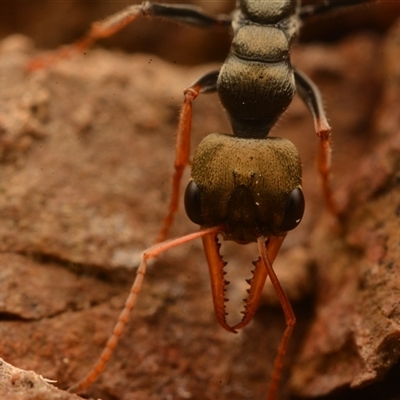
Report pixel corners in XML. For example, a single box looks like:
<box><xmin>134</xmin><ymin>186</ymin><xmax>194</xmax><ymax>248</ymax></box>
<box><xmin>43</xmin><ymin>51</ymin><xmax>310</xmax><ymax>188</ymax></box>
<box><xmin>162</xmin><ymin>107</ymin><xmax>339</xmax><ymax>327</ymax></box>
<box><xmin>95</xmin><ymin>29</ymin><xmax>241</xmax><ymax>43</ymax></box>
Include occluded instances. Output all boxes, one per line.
<box><xmin>184</xmin><ymin>133</ymin><xmax>304</xmax><ymax>242</ymax></box>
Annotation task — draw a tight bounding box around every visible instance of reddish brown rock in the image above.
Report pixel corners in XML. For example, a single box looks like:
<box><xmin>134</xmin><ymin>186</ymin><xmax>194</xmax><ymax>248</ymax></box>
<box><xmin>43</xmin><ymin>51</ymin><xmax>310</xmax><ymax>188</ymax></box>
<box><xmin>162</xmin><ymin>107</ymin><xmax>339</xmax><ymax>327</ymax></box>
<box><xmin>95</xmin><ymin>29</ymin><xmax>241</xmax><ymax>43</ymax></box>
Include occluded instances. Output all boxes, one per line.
<box><xmin>0</xmin><ymin>11</ymin><xmax>398</xmax><ymax>400</ymax></box>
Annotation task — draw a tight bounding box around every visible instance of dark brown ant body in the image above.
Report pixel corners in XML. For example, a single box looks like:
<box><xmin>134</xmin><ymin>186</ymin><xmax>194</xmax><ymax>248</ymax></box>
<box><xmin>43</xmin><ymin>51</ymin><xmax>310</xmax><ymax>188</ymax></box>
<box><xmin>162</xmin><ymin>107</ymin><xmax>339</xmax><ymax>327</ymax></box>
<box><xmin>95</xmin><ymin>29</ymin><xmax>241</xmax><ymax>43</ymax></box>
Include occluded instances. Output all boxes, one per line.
<box><xmin>29</xmin><ymin>1</ymin><xmax>373</xmax><ymax>398</ymax></box>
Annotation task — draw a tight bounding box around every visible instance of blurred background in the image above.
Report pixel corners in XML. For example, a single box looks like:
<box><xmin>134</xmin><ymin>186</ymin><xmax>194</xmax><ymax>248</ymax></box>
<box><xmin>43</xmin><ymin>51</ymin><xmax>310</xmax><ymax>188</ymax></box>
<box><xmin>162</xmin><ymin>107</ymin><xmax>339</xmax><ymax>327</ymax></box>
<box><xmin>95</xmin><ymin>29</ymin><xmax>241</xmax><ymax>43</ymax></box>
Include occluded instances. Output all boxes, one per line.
<box><xmin>1</xmin><ymin>2</ymin><xmax>400</xmax><ymax>400</ymax></box>
<box><xmin>1</xmin><ymin>0</ymin><xmax>400</xmax><ymax>65</ymax></box>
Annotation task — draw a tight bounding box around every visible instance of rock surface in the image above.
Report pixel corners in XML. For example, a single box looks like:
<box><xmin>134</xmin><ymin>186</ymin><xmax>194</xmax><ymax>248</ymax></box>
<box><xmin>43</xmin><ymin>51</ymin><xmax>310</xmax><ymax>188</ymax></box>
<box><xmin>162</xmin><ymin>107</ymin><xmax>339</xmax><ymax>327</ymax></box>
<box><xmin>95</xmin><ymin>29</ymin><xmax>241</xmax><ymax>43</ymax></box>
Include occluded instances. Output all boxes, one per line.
<box><xmin>0</xmin><ymin>9</ymin><xmax>399</xmax><ymax>400</ymax></box>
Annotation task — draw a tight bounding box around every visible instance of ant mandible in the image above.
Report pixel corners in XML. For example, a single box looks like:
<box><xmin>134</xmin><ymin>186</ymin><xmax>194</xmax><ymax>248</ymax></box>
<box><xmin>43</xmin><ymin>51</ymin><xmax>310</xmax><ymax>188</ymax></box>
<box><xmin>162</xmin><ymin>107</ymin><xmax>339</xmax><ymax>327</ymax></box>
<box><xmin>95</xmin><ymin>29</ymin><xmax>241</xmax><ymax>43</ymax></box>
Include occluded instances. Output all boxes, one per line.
<box><xmin>28</xmin><ymin>1</ymin><xmax>371</xmax><ymax>399</ymax></box>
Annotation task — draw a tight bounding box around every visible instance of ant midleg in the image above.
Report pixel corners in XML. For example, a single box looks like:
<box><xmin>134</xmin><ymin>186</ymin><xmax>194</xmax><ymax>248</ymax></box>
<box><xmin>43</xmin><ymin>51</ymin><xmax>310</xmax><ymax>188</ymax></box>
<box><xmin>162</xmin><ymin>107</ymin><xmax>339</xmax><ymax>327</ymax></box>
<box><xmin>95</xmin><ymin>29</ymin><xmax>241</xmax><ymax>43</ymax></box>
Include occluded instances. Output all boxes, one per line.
<box><xmin>300</xmin><ymin>0</ymin><xmax>374</xmax><ymax>20</ymax></box>
<box><xmin>294</xmin><ymin>69</ymin><xmax>337</xmax><ymax>214</ymax></box>
<box><xmin>28</xmin><ymin>2</ymin><xmax>231</xmax><ymax>70</ymax></box>
<box><xmin>68</xmin><ymin>226</ymin><xmax>222</xmax><ymax>394</ymax></box>
<box><xmin>156</xmin><ymin>70</ymin><xmax>219</xmax><ymax>243</ymax></box>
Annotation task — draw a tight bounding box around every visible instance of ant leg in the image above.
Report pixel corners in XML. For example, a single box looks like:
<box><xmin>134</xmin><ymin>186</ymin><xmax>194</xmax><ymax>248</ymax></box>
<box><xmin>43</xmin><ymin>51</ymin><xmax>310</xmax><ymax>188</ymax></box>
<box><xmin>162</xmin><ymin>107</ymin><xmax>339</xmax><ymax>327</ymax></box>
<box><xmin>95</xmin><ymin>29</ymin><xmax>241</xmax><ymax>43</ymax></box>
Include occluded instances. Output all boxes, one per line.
<box><xmin>256</xmin><ymin>235</ymin><xmax>295</xmax><ymax>400</ymax></box>
<box><xmin>140</xmin><ymin>2</ymin><xmax>231</xmax><ymax>28</ymax></box>
<box><xmin>300</xmin><ymin>0</ymin><xmax>373</xmax><ymax>20</ymax></box>
<box><xmin>155</xmin><ymin>70</ymin><xmax>220</xmax><ymax>243</ymax></box>
<box><xmin>28</xmin><ymin>2</ymin><xmax>231</xmax><ymax>70</ymax></box>
<box><xmin>294</xmin><ymin>69</ymin><xmax>337</xmax><ymax>214</ymax></box>
<box><xmin>68</xmin><ymin>225</ymin><xmax>222</xmax><ymax>394</ymax></box>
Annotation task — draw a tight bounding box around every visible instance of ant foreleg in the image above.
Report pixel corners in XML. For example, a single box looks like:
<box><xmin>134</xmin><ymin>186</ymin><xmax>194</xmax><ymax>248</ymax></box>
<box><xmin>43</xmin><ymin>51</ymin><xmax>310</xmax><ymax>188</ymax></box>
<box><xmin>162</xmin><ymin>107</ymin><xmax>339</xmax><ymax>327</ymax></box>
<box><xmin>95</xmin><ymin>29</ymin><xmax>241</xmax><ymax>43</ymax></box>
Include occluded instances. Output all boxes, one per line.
<box><xmin>28</xmin><ymin>2</ymin><xmax>231</xmax><ymax>70</ymax></box>
<box><xmin>156</xmin><ymin>70</ymin><xmax>220</xmax><ymax>243</ymax></box>
<box><xmin>68</xmin><ymin>226</ymin><xmax>222</xmax><ymax>394</ymax></box>
<box><xmin>300</xmin><ymin>0</ymin><xmax>374</xmax><ymax>20</ymax></box>
<box><xmin>294</xmin><ymin>69</ymin><xmax>337</xmax><ymax>214</ymax></box>
<box><xmin>257</xmin><ymin>235</ymin><xmax>296</xmax><ymax>400</ymax></box>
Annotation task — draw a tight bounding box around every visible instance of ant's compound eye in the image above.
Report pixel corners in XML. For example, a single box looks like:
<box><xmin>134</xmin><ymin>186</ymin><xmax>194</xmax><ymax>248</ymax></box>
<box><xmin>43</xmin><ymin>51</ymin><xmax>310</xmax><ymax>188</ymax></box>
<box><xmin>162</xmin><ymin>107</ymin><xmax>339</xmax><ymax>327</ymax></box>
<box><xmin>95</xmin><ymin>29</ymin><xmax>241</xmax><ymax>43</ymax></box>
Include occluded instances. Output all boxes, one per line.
<box><xmin>184</xmin><ymin>180</ymin><xmax>205</xmax><ymax>226</ymax></box>
<box><xmin>280</xmin><ymin>187</ymin><xmax>305</xmax><ymax>232</ymax></box>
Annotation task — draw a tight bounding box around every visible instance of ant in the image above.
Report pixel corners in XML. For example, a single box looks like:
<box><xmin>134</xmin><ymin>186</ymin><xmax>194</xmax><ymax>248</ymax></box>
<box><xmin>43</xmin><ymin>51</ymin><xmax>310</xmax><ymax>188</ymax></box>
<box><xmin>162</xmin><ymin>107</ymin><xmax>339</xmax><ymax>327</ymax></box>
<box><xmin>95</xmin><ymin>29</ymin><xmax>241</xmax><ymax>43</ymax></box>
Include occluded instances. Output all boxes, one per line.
<box><xmin>28</xmin><ymin>1</ymin><xmax>373</xmax><ymax>399</ymax></box>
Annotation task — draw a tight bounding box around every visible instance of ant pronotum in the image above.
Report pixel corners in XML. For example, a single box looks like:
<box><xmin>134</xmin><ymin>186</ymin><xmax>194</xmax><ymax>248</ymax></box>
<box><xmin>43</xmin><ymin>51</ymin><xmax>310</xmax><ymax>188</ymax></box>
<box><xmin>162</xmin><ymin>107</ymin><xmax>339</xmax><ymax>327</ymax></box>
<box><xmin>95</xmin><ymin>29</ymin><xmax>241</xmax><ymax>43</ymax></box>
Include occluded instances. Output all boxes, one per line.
<box><xmin>28</xmin><ymin>1</ymin><xmax>373</xmax><ymax>399</ymax></box>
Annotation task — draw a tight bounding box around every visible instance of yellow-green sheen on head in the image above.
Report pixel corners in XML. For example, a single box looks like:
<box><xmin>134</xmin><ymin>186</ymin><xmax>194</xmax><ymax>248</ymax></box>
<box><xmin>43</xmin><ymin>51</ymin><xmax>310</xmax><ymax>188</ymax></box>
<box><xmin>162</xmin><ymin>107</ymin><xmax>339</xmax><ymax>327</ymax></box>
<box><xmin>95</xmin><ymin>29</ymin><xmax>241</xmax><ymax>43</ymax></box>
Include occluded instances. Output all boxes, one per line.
<box><xmin>190</xmin><ymin>133</ymin><xmax>302</xmax><ymax>241</ymax></box>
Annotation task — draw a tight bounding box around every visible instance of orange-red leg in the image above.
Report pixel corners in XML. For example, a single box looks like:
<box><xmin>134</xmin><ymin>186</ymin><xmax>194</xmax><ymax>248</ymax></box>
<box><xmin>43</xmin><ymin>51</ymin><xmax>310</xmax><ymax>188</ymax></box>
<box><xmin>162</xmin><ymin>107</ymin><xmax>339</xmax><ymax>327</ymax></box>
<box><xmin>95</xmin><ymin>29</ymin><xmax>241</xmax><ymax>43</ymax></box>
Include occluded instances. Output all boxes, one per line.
<box><xmin>257</xmin><ymin>235</ymin><xmax>296</xmax><ymax>400</ymax></box>
<box><xmin>28</xmin><ymin>5</ymin><xmax>144</xmax><ymax>70</ymax></box>
<box><xmin>27</xmin><ymin>3</ymin><xmax>231</xmax><ymax>71</ymax></box>
<box><xmin>155</xmin><ymin>71</ymin><xmax>219</xmax><ymax>243</ymax></box>
<box><xmin>68</xmin><ymin>226</ymin><xmax>221</xmax><ymax>394</ymax></box>
<box><xmin>294</xmin><ymin>69</ymin><xmax>337</xmax><ymax>214</ymax></box>
<box><xmin>317</xmin><ymin>124</ymin><xmax>336</xmax><ymax>214</ymax></box>
<box><xmin>154</xmin><ymin>87</ymin><xmax>199</xmax><ymax>244</ymax></box>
